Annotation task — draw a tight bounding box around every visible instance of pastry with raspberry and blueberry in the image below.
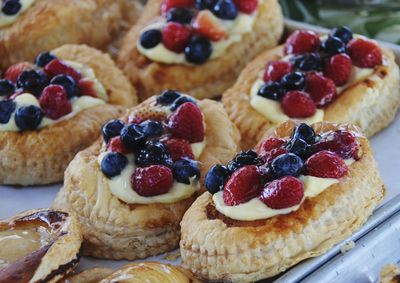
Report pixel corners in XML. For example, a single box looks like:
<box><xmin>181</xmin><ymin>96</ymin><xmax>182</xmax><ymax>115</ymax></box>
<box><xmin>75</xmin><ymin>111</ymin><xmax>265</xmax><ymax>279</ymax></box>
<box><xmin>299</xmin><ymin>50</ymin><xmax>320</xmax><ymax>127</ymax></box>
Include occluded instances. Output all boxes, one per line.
<box><xmin>0</xmin><ymin>44</ymin><xmax>137</xmax><ymax>185</ymax></box>
<box><xmin>53</xmin><ymin>90</ymin><xmax>240</xmax><ymax>260</ymax></box>
<box><xmin>118</xmin><ymin>0</ymin><xmax>283</xmax><ymax>100</ymax></box>
<box><xmin>180</xmin><ymin>121</ymin><xmax>385</xmax><ymax>282</ymax></box>
<box><xmin>223</xmin><ymin>26</ymin><xmax>400</xmax><ymax>149</ymax></box>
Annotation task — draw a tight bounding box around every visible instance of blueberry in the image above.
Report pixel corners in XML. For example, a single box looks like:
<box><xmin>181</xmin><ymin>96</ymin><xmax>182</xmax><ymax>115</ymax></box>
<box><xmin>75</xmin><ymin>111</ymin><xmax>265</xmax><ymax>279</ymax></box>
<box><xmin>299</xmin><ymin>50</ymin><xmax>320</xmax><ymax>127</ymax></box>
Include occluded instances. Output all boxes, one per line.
<box><xmin>17</xmin><ymin>70</ymin><xmax>49</xmax><ymax>96</ymax></box>
<box><xmin>291</xmin><ymin>53</ymin><xmax>322</xmax><ymax>72</ymax></box>
<box><xmin>102</xmin><ymin>119</ymin><xmax>125</xmax><ymax>143</ymax></box>
<box><xmin>321</xmin><ymin>36</ymin><xmax>347</xmax><ymax>54</ymax></box>
<box><xmin>212</xmin><ymin>0</ymin><xmax>238</xmax><ymax>20</ymax></box>
<box><xmin>195</xmin><ymin>0</ymin><xmax>217</xmax><ymax>9</ymax></box>
<box><xmin>281</xmin><ymin>72</ymin><xmax>306</xmax><ymax>91</ymax></box>
<box><xmin>330</xmin><ymin>26</ymin><xmax>353</xmax><ymax>44</ymax></box>
<box><xmin>50</xmin><ymin>75</ymin><xmax>78</xmax><ymax>99</ymax></box>
<box><xmin>135</xmin><ymin>141</ymin><xmax>172</xmax><ymax>167</ymax></box>
<box><xmin>14</xmin><ymin>105</ymin><xmax>43</xmax><ymax>131</ymax></box>
<box><xmin>0</xmin><ymin>80</ymin><xmax>15</xmax><ymax>97</ymax></box>
<box><xmin>35</xmin><ymin>51</ymin><xmax>57</xmax><ymax>67</ymax></box>
<box><xmin>170</xmin><ymin>95</ymin><xmax>197</xmax><ymax>111</ymax></box>
<box><xmin>271</xmin><ymin>153</ymin><xmax>304</xmax><ymax>178</ymax></box>
<box><xmin>0</xmin><ymin>100</ymin><xmax>16</xmax><ymax>123</ymax></box>
<box><xmin>285</xmin><ymin>138</ymin><xmax>311</xmax><ymax>159</ymax></box>
<box><xmin>184</xmin><ymin>36</ymin><xmax>212</xmax><ymax>65</ymax></box>
<box><xmin>101</xmin><ymin>152</ymin><xmax>128</xmax><ymax>178</ymax></box>
<box><xmin>205</xmin><ymin>164</ymin><xmax>230</xmax><ymax>194</ymax></box>
<box><xmin>257</xmin><ymin>82</ymin><xmax>285</xmax><ymax>101</ymax></box>
<box><xmin>172</xmin><ymin>159</ymin><xmax>200</xmax><ymax>184</ymax></box>
<box><xmin>227</xmin><ymin>150</ymin><xmax>260</xmax><ymax>173</ymax></box>
<box><xmin>2</xmin><ymin>0</ymin><xmax>21</xmax><ymax>16</ymax></box>
<box><xmin>166</xmin><ymin>8</ymin><xmax>193</xmax><ymax>24</ymax></box>
<box><xmin>291</xmin><ymin>123</ymin><xmax>318</xmax><ymax>144</ymax></box>
<box><xmin>120</xmin><ymin>124</ymin><xmax>146</xmax><ymax>150</ymax></box>
<box><xmin>156</xmin><ymin>90</ymin><xmax>181</xmax><ymax>106</ymax></box>
<box><xmin>140</xmin><ymin>29</ymin><xmax>162</xmax><ymax>49</ymax></box>
<box><xmin>140</xmin><ymin>120</ymin><xmax>163</xmax><ymax>138</ymax></box>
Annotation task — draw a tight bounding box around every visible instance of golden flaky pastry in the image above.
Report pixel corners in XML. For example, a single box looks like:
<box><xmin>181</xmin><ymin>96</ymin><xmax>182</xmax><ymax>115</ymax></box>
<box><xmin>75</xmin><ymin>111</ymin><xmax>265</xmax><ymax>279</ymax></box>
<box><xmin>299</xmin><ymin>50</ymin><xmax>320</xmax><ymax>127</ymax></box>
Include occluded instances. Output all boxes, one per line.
<box><xmin>117</xmin><ymin>0</ymin><xmax>283</xmax><ymax>101</ymax></box>
<box><xmin>222</xmin><ymin>45</ymin><xmax>400</xmax><ymax>149</ymax></box>
<box><xmin>0</xmin><ymin>209</ymin><xmax>82</xmax><ymax>283</ymax></box>
<box><xmin>0</xmin><ymin>44</ymin><xmax>137</xmax><ymax>186</ymax></box>
<box><xmin>180</xmin><ymin>121</ymin><xmax>385</xmax><ymax>282</ymax></box>
<box><xmin>0</xmin><ymin>0</ymin><xmax>143</xmax><ymax>71</ymax></box>
<box><xmin>53</xmin><ymin>98</ymin><xmax>240</xmax><ymax>260</ymax></box>
<box><xmin>381</xmin><ymin>265</ymin><xmax>400</xmax><ymax>283</ymax></box>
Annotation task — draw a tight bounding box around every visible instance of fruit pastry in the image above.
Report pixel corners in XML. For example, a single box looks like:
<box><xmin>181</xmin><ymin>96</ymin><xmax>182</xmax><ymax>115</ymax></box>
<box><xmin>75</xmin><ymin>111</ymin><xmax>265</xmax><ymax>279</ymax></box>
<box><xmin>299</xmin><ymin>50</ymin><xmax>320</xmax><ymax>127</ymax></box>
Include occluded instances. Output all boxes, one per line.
<box><xmin>53</xmin><ymin>90</ymin><xmax>240</xmax><ymax>260</ymax></box>
<box><xmin>0</xmin><ymin>209</ymin><xmax>82</xmax><ymax>283</ymax></box>
<box><xmin>0</xmin><ymin>0</ymin><xmax>143</xmax><ymax>70</ymax></box>
<box><xmin>381</xmin><ymin>264</ymin><xmax>400</xmax><ymax>283</ymax></box>
<box><xmin>180</xmin><ymin>121</ymin><xmax>385</xmax><ymax>282</ymax></box>
<box><xmin>222</xmin><ymin>26</ymin><xmax>400</xmax><ymax>149</ymax></box>
<box><xmin>118</xmin><ymin>0</ymin><xmax>284</xmax><ymax>100</ymax></box>
<box><xmin>0</xmin><ymin>44</ymin><xmax>137</xmax><ymax>185</ymax></box>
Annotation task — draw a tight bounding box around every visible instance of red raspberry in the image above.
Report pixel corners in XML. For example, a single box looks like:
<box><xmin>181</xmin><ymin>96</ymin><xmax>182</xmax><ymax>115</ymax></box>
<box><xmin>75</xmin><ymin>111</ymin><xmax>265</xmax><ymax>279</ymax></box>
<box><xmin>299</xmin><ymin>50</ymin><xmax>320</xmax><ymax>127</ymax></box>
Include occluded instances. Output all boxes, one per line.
<box><xmin>313</xmin><ymin>130</ymin><xmax>357</xmax><ymax>159</ymax></box>
<box><xmin>259</xmin><ymin>176</ymin><xmax>304</xmax><ymax>209</ymax></box>
<box><xmin>260</xmin><ymin>147</ymin><xmax>288</xmax><ymax>165</ymax></box>
<box><xmin>257</xmin><ymin>137</ymin><xmax>286</xmax><ymax>155</ymax></box>
<box><xmin>162</xmin><ymin>22</ymin><xmax>192</xmax><ymax>53</ymax></box>
<box><xmin>131</xmin><ymin>165</ymin><xmax>173</xmax><ymax>197</ymax></box>
<box><xmin>323</xmin><ymin>53</ymin><xmax>352</xmax><ymax>86</ymax></box>
<box><xmin>281</xmin><ymin>90</ymin><xmax>316</xmax><ymax>118</ymax></box>
<box><xmin>223</xmin><ymin>165</ymin><xmax>262</xmax><ymax>206</ymax></box>
<box><xmin>347</xmin><ymin>38</ymin><xmax>382</xmax><ymax>68</ymax></box>
<box><xmin>44</xmin><ymin>59</ymin><xmax>81</xmax><ymax>82</ymax></box>
<box><xmin>128</xmin><ymin>108</ymin><xmax>168</xmax><ymax>124</ymax></box>
<box><xmin>193</xmin><ymin>10</ymin><xmax>227</xmax><ymax>42</ymax></box>
<box><xmin>106</xmin><ymin>136</ymin><xmax>131</xmax><ymax>154</ymax></box>
<box><xmin>39</xmin><ymin>85</ymin><xmax>72</xmax><ymax>119</ymax></box>
<box><xmin>162</xmin><ymin>138</ymin><xmax>195</xmax><ymax>161</ymax></box>
<box><xmin>167</xmin><ymin>102</ymin><xmax>205</xmax><ymax>143</ymax></box>
<box><xmin>78</xmin><ymin>78</ymin><xmax>98</xmax><ymax>97</ymax></box>
<box><xmin>305</xmin><ymin>150</ymin><xmax>348</xmax><ymax>178</ymax></box>
<box><xmin>4</xmin><ymin>62</ymin><xmax>33</xmax><ymax>83</ymax></box>
<box><xmin>284</xmin><ymin>30</ymin><xmax>320</xmax><ymax>55</ymax></box>
<box><xmin>305</xmin><ymin>72</ymin><xmax>337</xmax><ymax>107</ymax></box>
<box><xmin>263</xmin><ymin>61</ymin><xmax>293</xmax><ymax>82</ymax></box>
<box><xmin>162</xmin><ymin>0</ymin><xmax>194</xmax><ymax>14</ymax></box>
<box><xmin>233</xmin><ymin>0</ymin><xmax>258</xmax><ymax>14</ymax></box>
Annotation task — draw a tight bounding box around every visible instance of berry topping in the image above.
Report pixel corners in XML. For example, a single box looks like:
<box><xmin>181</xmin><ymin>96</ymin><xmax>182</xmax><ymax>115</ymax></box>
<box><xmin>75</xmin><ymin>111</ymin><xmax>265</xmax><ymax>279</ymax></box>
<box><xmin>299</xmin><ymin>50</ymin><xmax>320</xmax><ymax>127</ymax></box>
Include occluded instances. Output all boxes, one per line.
<box><xmin>167</xmin><ymin>102</ymin><xmax>205</xmax><ymax>143</ymax></box>
<box><xmin>257</xmin><ymin>82</ymin><xmax>285</xmax><ymax>101</ymax></box>
<box><xmin>102</xmin><ymin>119</ymin><xmax>125</xmax><ymax>143</ymax></box>
<box><xmin>140</xmin><ymin>120</ymin><xmax>163</xmax><ymax>138</ymax></box>
<box><xmin>163</xmin><ymin>138</ymin><xmax>195</xmax><ymax>161</ymax></box>
<box><xmin>17</xmin><ymin>70</ymin><xmax>49</xmax><ymax>96</ymax></box>
<box><xmin>136</xmin><ymin>141</ymin><xmax>172</xmax><ymax>167</ymax></box>
<box><xmin>172</xmin><ymin>159</ymin><xmax>200</xmax><ymax>184</ymax></box>
<box><xmin>284</xmin><ymin>30</ymin><xmax>320</xmax><ymax>55</ymax></box>
<box><xmin>14</xmin><ymin>105</ymin><xmax>43</xmax><ymax>131</ymax></box>
<box><xmin>140</xmin><ymin>29</ymin><xmax>162</xmax><ymax>49</ymax></box>
<box><xmin>263</xmin><ymin>61</ymin><xmax>293</xmax><ymax>83</ymax></box>
<box><xmin>77</xmin><ymin>78</ymin><xmax>98</xmax><ymax>97</ymax></box>
<box><xmin>291</xmin><ymin>53</ymin><xmax>322</xmax><ymax>72</ymax></box>
<box><xmin>101</xmin><ymin>152</ymin><xmax>128</xmax><ymax>179</ymax></box>
<box><xmin>212</xmin><ymin>0</ymin><xmax>238</xmax><ymax>20</ymax></box>
<box><xmin>205</xmin><ymin>164</ymin><xmax>230</xmax><ymax>194</ymax></box>
<box><xmin>281</xmin><ymin>72</ymin><xmax>306</xmax><ymax>91</ymax></box>
<box><xmin>106</xmin><ymin>136</ymin><xmax>131</xmax><ymax>154</ymax></box>
<box><xmin>131</xmin><ymin>165</ymin><xmax>174</xmax><ymax>196</ymax></box>
<box><xmin>321</xmin><ymin>36</ymin><xmax>347</xmax><ymax>54</ymax></box>
<box><xmin>291</xmin><ymin>123</ymin><xmax>317</xmax><ymax>144</ymax></box>
<box><xmin>162</xmin><ymin>0</ymin><xmax>195</xmax><ymax>14</ymax></box>
<box><xmin>257</xmin><ymin>138</ymin><xmax>286</xmax><ymax>155</ymax></box>
<box><xmin>50</xmin><ymin>75</ymin><xmax>79</xmax><ymax>99</ymax></box>
<box><xmin>330</xmin><ymin>26</ymin><xmax>353</xmax><ymax>44</ymax></box>
<box><xmin>260</xmin><ymin>147</ymin><xmax>288</xmax><ymax>166</ymax></box>
<box><xmin>0</xmin><ymin>100</ymin><xmax>16</xmax><ymax>124</ymax></box>
<box><xmin>323</xmin><ymin>53</ymin><xmax>352</xmax><ymax>86</ymax></box>
<box><xmin>121</xmin><ymin>124</ymin><xmax>147</xmax><ymax>150</ymax></box>
<box><xmin>35</xmin><ymin>52</ymin><xmax>57</xmax><ymax>67</ymax></box>
<box><xmin>193</xmin><ymin>10</ymin><xmax>227</xmax><ymax>41</ymax></box>
<box><xmin>281</xmin><ymin>90</ymin><xmax>316</xmax><ymax>118</ymax></box>
<box><xmin>227</xmin><ymin>150</ymin><xmax>260</xmax><ymax>172</ymax></box>
<box><xmin>259</xmin><ymin>176</ymin><xmax>304</xmax><ymax>209</ymax></box>
<box><xmin>285</xmin><ymin>137</ymin><xmax>311</xmax><ymax>159</ymax></box>
<box><xmin>39</xmin><ymin>85</ymin><xmax>72</xmax><ymax>120</ymax></box>
<box><xmin>162</xmin><ymin>22</ymin><xmax>192</xmax><ymax>53</ymax></box>
<box><xmin>170</xmin><ymin>95</ymin><xmax>197</xmax><ymax>111</ymax></box>
<box><xmin>233</xmin><ymin>0</ymin><xmax>258</xmax><ymax>14</ymax></box>
<box><xmin>195</xmin><ymin>0</ymin><xmax>217</xmax><ymax>9</ymax></box>
<box><xmin>44</xmin><ymin>59</ymin><xmax>82</xmax><ymax>82</ymax></box>
<box><xmin>166</xmin><ymin>7</ymin><xmax>193</xmax><ymax>24</ymax></box>
<box><xmin>2</xmin><ymin>0</ymin><xmax>21</xmax><ymax>15</ymax></box>
<box><xmin>305</xmin><ymin>150</ymin><xmax>348</xmax><ymax>178</ymax></box>
<box><xmin>223</xmin><ymin>165</ymin><xmax>262</xmax><ymax>206</ymax></box>
<box><xmin>305</xmin><ymin>72</ymin><xmax>337</xmax><ymax>107</ymax></box>
<box><xmin>184</xmin><ymin>36</ymin><xmax>212</xmax><ymax>64</ymax></box>
<box><xmin>0</xmin><ymin>79</ymin><xmax>16</xmax><ymax>97</ymax></box>
<box><xmin>128</xmin><ymin>108</ymin><xmax>168</xmax><ymax>124</ymax></box>
<box><xmin>156</xmin><ymin>90</ymin><xmax>181</xmax><ymax>106</ymax></box>
<box><xmin>347</xmin><ymin>38</ymin><xmax>382</xmax><ymax>68</ymax></box>
<box><xmin>271</xmin><ymin>153</ymin><xmax>304</xmax><ymax>178</ymax></box>
<box><xmin>5</xmin><ymin>62</ymin><xmax>32</xmax><ymax>83</ymax></box>
<box><xmin>313</xmin><ymin>130</ymin><xmax>357</xmax><ymax>159</ymax></box>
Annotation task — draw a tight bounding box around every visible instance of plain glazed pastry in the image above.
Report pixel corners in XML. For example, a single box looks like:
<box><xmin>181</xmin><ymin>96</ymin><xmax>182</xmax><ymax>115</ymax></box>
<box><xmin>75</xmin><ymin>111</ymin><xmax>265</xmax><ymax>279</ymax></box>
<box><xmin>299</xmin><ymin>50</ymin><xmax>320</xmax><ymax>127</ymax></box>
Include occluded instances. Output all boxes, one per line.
<box><xmin>53</xmin><ymin>90</ymin><xmax>240</xmax><ymax>260</ymax></box>
<box><xmin>0</xmin><ymin>0</ymin><xmax>143</xmax><ymax>70</ymax></box>
<box><xmin>0</xmin><ymin>209</ymin><xmax>82</xmax><ymax>283</ymax></box>
<box><xmin>118</xmin><ymin>0</ymin><xmax>283</xmax><ymax>100</ymax></box>
<box><xmin>0</xmin><ymin>44</ymin><xmax>137</xmax><ymax>185</ymax></box>
<box><xmin>222</xmin><ymin>26</ymin><xmax>400</xmax><ymax>149</ymax></box>
<box><xmin>180</xmin><ymin>121</ymin><xmax>385</xmax><ymax>282</ymax></box>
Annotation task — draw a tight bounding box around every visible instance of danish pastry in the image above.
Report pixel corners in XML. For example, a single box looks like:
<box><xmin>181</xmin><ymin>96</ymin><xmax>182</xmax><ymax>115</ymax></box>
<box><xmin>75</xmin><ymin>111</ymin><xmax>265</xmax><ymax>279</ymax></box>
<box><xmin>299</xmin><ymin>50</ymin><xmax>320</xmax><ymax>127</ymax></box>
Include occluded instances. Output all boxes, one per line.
<box><xmin>0</xmin><ymin>44</ymin><xmax>137</xmax><ymax>185</ymax></box>
<box><xmin>118</xmin><ymin>0</ymin><xmax>283</xmax><ymax>101</ymax></box>
<box><xmin>381</xmin><ymin>264</ymin><xmax>400</xmax><ymax>283</ymax></box>
<box><xmin>0</xmin><ymin>209</ymin><xmax>82</xmax><ymax>283</ymax></box>
<box><xmin>222</xmin><ymin>26</ymin><xmax>400</xmax><ymax>149</ymax></box>
<box><xmin>180</xmin><ymin>121</ymin><xmax>385</xmax><ymax>282</ymax></box>
<box><xmin>53</xmin><ymin>90</ymin><xmax>240</xmax><ymax>260</ymax></box>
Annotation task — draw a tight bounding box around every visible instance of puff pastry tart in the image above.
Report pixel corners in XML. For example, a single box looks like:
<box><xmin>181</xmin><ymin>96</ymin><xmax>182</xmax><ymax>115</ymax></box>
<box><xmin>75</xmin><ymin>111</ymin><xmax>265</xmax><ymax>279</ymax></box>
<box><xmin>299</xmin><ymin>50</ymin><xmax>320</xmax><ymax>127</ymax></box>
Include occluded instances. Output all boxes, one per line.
<box><xmin>0</xmin><ymin>44</ymin><xmax>137</xmax><ymax>186</ymax></box>
<box><xmin>0</xmin><ymin>209</ymin><xmax>82</xmax><ymax>283</ymax></box>
<box><xmin>222</xmin><ymin>26</ymin><xmax>400</xmax><ymax>149</ymax></box>
<box><xmin>180</xmin><ymin>121</ymin><xmax>385</xmax><ymax>282</ymax></box>
<box><xmin>53</xmin><ymin>90</ymin><xmax>240</xmax><ymax>260</ymax></box>
<box><xmin>118</xmin><ymin>0</ymin><xmax>283</xmax><ymax>100</ymax></box>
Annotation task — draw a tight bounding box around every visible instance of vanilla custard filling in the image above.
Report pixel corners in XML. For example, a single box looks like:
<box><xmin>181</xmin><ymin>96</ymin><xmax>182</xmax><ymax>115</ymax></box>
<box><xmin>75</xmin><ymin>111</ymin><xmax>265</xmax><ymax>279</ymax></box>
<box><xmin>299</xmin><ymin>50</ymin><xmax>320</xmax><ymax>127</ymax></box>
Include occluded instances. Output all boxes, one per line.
<box><xmin>0</xmin><ymin>0</ymin><xmax>35</xmax><ymax>28</ymax></box>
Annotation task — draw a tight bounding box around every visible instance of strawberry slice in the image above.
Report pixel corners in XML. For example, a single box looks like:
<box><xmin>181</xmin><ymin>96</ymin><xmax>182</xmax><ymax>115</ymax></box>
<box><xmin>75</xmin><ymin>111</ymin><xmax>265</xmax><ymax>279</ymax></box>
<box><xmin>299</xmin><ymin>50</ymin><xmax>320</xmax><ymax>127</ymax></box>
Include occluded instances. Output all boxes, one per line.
<box><xmin>5</xmin><ymin>62</ymin><xmax>33</xmax><ymax>83</ymax></box>
<box><xmin>281</xmin><ymin>90</ymin><xmax>316</xmax><ymax>118</ymax></box>
<box><xmin>44</xmin><ymin>59</ymin><xmax>81</xmax><ymax>82</ymax></box>
<box><xmin>263</xmin><ymin>61</ymin><xmax>293</xmax><ymax>82</ymax></box>
<box><xmin>162</xmin><ymin>137</ymin><xmax>195</xmax><ymax>161</ymax></box>
<box><xmin>323</xmin><ymin>53</ymin><xmax>352</xmax><ymax>86</ymax></box>
<box><xmin>78</xmin><ymin>78</ymin><xmax>97</xmax><ymax>97</ymax></box>
<box><xmin>313</xmin><ymin>130</ymin><xmax>357</xmax><ymax>159</ymax></box>
<box><xmin>347</xmin><ymin>38</ymin><xmax>382</xmax><ymax>68</ymax></box>
<box><xmin>305</xmin><ymin>150</ymin><xmax>348</xmax><ymax>178</ymax></box>
<box><xmin>284</xmin><ymin>30</ymin><xmax>321</xmax><ymax>55</ymax></box>
<box><xmin>162</xmin><ymin>22</ymin><xmax>192</xmax><ymax>53</ymax></box>
<box><xmin>257</xmin><ymin>138</ymin><xmax>286</xmax><ymax>155</ymax></box>
<box><xmin>193</xmin><ymin>10</ymin><xmax>227</xmax><ymax>42</ymax></box>
<box><xmin>162</xmin><ymin>0</ymin><xmax>194</xmax><ymax>14</ymax></box>
<box><xmin>39</xmin><ymin>85</ymin><xmax>72</xmax><ymax>119</ymax></box>
<box><xmin>106</xmin><ymin>136</ymin><xmax>131</xmax><ymax>154</ymax></box>
<box><xmin>128</xmin><ymin>108</ymin><xmax>168</xmax><ymax>124</ymax></box>
<box><xmin>234</xmin><ymin>0</ymin><xmax>258</xmax><ymax>14</ymax></box>
<box><xmin>131</xmin><ymin>165</ymin><xmax>174</xmax><ymax>196</ymax></box>
<box><xmin>305</xmin><ymin>72</ymin><xmax>337</xmax><ymax>107</ymax></box>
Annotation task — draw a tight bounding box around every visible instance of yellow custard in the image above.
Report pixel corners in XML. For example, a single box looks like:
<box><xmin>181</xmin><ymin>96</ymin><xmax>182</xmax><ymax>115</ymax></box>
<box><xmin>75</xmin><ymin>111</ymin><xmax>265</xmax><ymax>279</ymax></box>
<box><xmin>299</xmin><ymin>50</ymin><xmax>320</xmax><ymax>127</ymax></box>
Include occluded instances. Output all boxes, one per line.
<box><xmin>0</xmin><ymin>0</ymin><xmax>35</xmax><ymax>28</ymax></box>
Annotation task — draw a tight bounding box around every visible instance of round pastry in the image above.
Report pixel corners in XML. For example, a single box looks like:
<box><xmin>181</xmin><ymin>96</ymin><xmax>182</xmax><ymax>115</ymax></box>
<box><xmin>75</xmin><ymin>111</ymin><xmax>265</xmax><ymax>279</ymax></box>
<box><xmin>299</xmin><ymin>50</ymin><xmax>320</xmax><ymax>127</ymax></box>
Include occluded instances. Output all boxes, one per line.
<box><xmin>118</xmin><ymin>0</ymin><xmax>284</xmax><ymax>101</ymax></box>
<box><xmin>53</xmin><ymin>90</ymin><xmax>240</xmax><ymax>260</ymax></box>
<box><xmin>180</xmin><ymin>121</ymin><xmax>385</xmax><ymax>282</ymax></box>
<box><xmin>0</xmin><ymin>44</ymin><xmax>137</xmax><ymax>185</ymax></box>
<box><xmin>222</xmin><ymin>26</ymin><xmax>400</xmax><ymax>149</ymax></box>
<box><xmin>0</xmin><ymin>209</ymin><xmax>82</xmax><ymax>283</ymax></box>
<box><xmin>0</xmin><ymin>0</ymin><xmax>143</xmax><ymax>70</ymax></box>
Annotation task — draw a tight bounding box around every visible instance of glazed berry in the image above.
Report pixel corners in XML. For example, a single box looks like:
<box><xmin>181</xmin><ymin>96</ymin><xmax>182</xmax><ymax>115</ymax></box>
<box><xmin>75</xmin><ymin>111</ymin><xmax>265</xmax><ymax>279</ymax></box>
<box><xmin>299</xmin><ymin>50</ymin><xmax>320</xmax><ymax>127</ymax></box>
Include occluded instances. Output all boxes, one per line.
<box><xmin>5</xmin><ymin>62</ymin><xmax>32</xmax><ymax>83</ymax></box>
<box><xmin>305</xmin><ymin>150</ymin><xmax>348</xmax><ymax>178</ymax></box>
<box><xmin>260</xmin><ymin>147</ymin><xmax>288</xmax><ymax>166</ymax></box>
<box><xmin>271</xmin><ymin>153</ymin><xmax>304</xmax><ymax>178</ymax></box>
<box><xmin>50</xmin><ymin>75</ymin><xmax>79</xmax><ymax>98</ymax></box>
<box><xmin>195</xmin><ymin>0</ymin><xmax>217</xmax><ymax>9</ymax></box>
<box><xmin>172</xmin><ymin>159</ymin><xmax>200</xmax><ymax>184</ymax></box>
<box><xmin>259</xmin><ymin>176</ymin><xmax>304</xmax><ymax>209</ymax></box>
<box><xmin>0</xmin><ymin>79</ymin><xmax>15</xmax><ymax>97</ymax></box>
<box><xmin>170</xmin><ymin>95</ymin><xmax>197</xmax><ymax>111</ymax></box>
<box><xmin>347</xmin><ymin>38</ymin><xmax>382</xmax><ymax>68</ymax></box>
<box><xmin>263</xmin><ymin>61</ymin><xmax>293</xmax><ymax>82</ymax></box>
<box><xmin>330</xmin><ymin>26</ymin><xmax>353</xmax><ymax>44</ymax></box>
<box><xmin>35</xmin><ymin>52</ymin><xmax>57</xmax><ymax>67</ymax></box>
<box><xmin>193</xmin><ymin>10</ymin><xmax>227</xmax><ymax>41</ymax></box>
<box><xmin>233</xmin><ymin>0</ymin><xmax>258</xmax><ymax>14</ymax></box>
<box><xmin>14</xmin><ymin>105</ymin><xmax>43</xmax><ymax>131</ymax></box>
<box><xmin>284</xmin><ymin>30</ymin><xmax>320</xmax><ymax>55</ymax></box>
<box><xmin>120</xmin><ymin>124</ymin><xmax>147</xmax><ymax>150</ymax></box>
<box><xmin>281</xmin><ymin>90</ymin><xmax>316</xmax><ymax>118</ymax></box>
<box><xmin>291</xmin><ymin>123</ymin><xmax>317</xmax><ymax>144</ymax></box>
<box><xmin>140</xmin><ymin>29</ymin><xmax>162</xmax><ymax>49</ymax></box>
<box><xmin>291</xmin><ymin>53</ymin><xmax>321</xmax><ymax>72</ymax></box>
<box><xmin>305</xmin><ymin>72</ymin><xmax>337</xmax><ymax>107</ymax></box>
<box><xmin>321</xmin><ymin>36</ymin><xmax>346</xmax><ymax>54</ymax></box>
<box><xmin>162</xmin><ymin>0</ymin><xmax>195</xmax><ymax>14</ymax></box>
<box><xmin>227</xmin><ymin>150</ymin><xmax>260</xmax><ymax>173</ymax></box>
<box><xmin>39</xmin><ymin>85</ymin><xmax>72</xmax><ymax>120</ymax></box>
<box><xmin>212</xmin><ymin>0</ymin><xmax>238</xmax><ymax>20</ymax></box>
<box><xmin>128</xmin><ymin>108</ymin><xmax>168</xmax><ymax>124</ymax></box>
<box><xmin>184</xmin><ymin>36</ymin><xmax>212</xmax><ymax>64</ymax></box>
<box><xmin>0</xmin><ymin>100</ymin><xmax>16</xmax><ymax>123</ymax></box>
<box><xmin>162</xmin><ymin>22</ymin><xmax>192</xmax><ymax>53</ymax></box>
<box><xmin>257</xmin><ymin>138</ymin><xmax>286</xmax><ymax>155</ymax></box>
<box><xmin>101</xmin><ymin>152</ymin><xmax>128</xmax><ymax>179</ymax></box>
<box><xmin>313</xmin><ymin>130</ymin><xmax>357</xmax><ymax>159</ymax></box>
<box><xmin>132</xmin><ymin>165</ymin><xmax>173</xmax><ymax>196</ymax></box>
<box><xmin>2</xmin><ymin>0</ymin><xmax>21</xmax><ymax>15</ymax></box>
<box><xmin>280</xmin><ymin>72</ymin><xmax>306</xmax><ymax>91</ymax></box>
<box><xmin>166</xmin><ymin>8</ymin><xmax>193</xmax><ymax>24</ymax></box>
<box><xmin>17</xmin><ymin>70</ymin><xmax>49</xmax><ymax>96</ymax></box>
<box><xmin>136</xmin><ymin>141</ymin><xmax>172</xmax><ymax>167</ymax></box>
<box><xmin>323</xmin><ymin>53</ymin><xmax>352</xmax><ymax>86</ymax></box>
<box><xmin>44</xmin><ymin>59</ymin><xmax>81</xmax><ymax>82</ymax></box>
<box><xmin>77</xmin><ymin>78</ymin><xmax>97</xmax><ymax>97</ymax></box>
<box><xmin>140</xmin><ymin>120</ymin><xmax>163</xmax><ymax>138</ymax></box>
<box><xmin>257</xmin><ymin>82</ymin><xmax>285</xmax><ymax>101</ymax></box>
<box><xmin>163</xmin><ymin>138</ymin><xmax>194</xmax><ymax>161</ymax></box>
<box><xmin>106</xmin><ymin>136</ymin><xmax>131</xmax><ymax>154</ymax></box>
<box><xmin>102</xmin><ymin>119</ymin><xmax>125</xmax><ymax>143</ymax></box>
<box><xmin>156</xmin><ymin>90</ymin><xmax>181</xmax><ymax>106</ymax></box>
<box><xmin>285</xmin><ymin>137</ymin><xmax>311</xmax><ymax>159</ymax></box>
<box><xmin>205</xmin><ymin>164</ymin><xmax>230</xmax><ymax>194</ymax></box>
